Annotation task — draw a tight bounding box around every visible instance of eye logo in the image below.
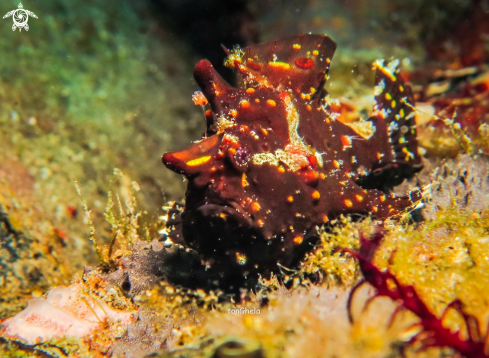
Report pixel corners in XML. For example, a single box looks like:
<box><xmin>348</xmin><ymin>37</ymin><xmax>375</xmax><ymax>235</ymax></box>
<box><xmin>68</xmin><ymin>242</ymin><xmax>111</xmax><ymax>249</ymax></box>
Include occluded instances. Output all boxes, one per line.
<box><xmin>3</xmin><ymin>3</ymin><xmax>38</xmax><ymax>32</ymax></box>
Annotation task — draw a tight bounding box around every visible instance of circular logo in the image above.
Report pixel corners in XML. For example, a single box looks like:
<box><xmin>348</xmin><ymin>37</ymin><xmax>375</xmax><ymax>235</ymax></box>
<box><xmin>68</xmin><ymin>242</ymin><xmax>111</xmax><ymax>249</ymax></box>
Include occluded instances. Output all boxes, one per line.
<box><xmin>12</xmin><ymin>9</ymin><xmax>28</xmax><ymax>28</ymax></box>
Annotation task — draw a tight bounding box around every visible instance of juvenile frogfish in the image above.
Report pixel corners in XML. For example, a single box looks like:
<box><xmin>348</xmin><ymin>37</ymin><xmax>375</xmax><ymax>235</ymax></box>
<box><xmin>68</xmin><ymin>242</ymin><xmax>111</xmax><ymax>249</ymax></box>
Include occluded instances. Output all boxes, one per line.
<box><xmin>163</xmin><ymin>35</ymin><xmax>422</xmax><ymax>275</ymax></box>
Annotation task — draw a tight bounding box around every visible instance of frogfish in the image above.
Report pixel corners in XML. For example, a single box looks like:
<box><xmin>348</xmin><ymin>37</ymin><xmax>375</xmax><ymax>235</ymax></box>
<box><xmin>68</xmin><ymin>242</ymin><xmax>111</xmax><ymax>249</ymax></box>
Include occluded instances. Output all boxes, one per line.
<box><xmin>162</xmin><ymin>34</ymin><xmax>422</xmax><ymax>276</ymax></box>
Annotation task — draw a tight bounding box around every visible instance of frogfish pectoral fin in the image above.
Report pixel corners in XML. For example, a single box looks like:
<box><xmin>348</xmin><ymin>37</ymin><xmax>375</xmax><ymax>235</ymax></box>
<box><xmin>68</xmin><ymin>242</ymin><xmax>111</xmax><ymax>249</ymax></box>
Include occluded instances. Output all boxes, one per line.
<box><xmin>162</xmin><ymin>134</ymin><xmax>222</xmax><ymax>176</ymax></box>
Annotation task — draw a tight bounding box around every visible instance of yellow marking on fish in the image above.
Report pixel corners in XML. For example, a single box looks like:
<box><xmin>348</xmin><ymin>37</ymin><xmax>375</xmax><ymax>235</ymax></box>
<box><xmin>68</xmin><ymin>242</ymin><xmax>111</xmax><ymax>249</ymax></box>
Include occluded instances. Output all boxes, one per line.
<box><xmin>213</xmin><ymin>83</ymin><xmax>220</xmax><ymax>97</ymax></box>
<box><xmin>251</xmin><ymin>202</ymin><xmax>261</xmax><ymax>213</ymax></box>
<box><xmin>282</xmin><ymin>93</ymin><xmax>308</xmax><ymax>150</ymax></box>
<box><xmin>385</xmin><ymin>93</ymin><xmax>392</xmax><ymax>100</ymax></box>
<box><xmin>267</xmin><ymin>99</ymin><xmax>277</xmax><ymax>108</ymax></box>
<box><xmin>344</xmin><ymin>199</ymin><xmax>353</xmax><ymax>208</ymax></box>
<box><xmin>186</xmin><ymin>156</ymin><xmax>211</xmax><ymax>166</ymax></box>
<box><xmin>293</xmin><ymin>43</ymin><xmax>301</xmax><ymax>50</ymax></box>
<box><xmin>236</xmin><ymin>252</ymin><xmax>247</xmax><ymax>265</ymax></box>
<box><xmin>241</xmin><ymin>173</ymin><xmax>249</xmax><ymax>187</ymax></box>
<box><xmin>312</xmin><ymin>50</ymin><xmax>319</xmax><ymax>56</ymax></box>
<box><xmin>268</xmin><ymin>61</ymin><xmax>291</xmax><ymax>70</ymax></box>
<box><xmin>312</xmin><ymin>191</ymin><xmax>320</xmax><ymax>200</ymax></box>
<box><xmin>355</xmin><ymin>195</ymin><xmax>364</xmax><ymax>202</ymax></box>
<box><xmin>391</xmin><ymin>100</ymin><xmax>397</xmax><ymax>108</ymax></box>
<box><xmin>240</xmin><ymin>99</ymin><xmax>250</xmax><ymax>109</ymax></box>
<box><xmin>373</xmin><ymin>60</ymin><xmax>397</xmax><ymax>82</ymax></box>
<box><xmin>380</xmin><ymin>68</ymin><xmax>396</xmax><ymax>81</ymax></box>
<box><xmin>402</xmin><ymin>147</ymin><xmax>415</xmax><ymax>160</ymax></box>
<box><xmin>293</xmin><ymin>236</ymin><xmax>303</xmax><ymax>244</ymax></box>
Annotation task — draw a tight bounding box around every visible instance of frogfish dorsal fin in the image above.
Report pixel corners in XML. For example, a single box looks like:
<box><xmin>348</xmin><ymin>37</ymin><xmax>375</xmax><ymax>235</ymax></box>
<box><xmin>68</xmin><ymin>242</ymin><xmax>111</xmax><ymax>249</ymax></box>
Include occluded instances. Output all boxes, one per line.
<box><xmin>229</xmin><ymin>34</ymin><xmax>337</xmax><ymax>101</ymax></box>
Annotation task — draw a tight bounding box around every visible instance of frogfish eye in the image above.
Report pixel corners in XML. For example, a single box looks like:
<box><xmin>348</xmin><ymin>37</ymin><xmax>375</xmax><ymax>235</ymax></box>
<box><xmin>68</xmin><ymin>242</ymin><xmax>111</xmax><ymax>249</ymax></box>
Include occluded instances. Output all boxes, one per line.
<box><xmin>234</xmin><ymin>147</ymin><xmax>250</xmax><ymax>167</ymax></box>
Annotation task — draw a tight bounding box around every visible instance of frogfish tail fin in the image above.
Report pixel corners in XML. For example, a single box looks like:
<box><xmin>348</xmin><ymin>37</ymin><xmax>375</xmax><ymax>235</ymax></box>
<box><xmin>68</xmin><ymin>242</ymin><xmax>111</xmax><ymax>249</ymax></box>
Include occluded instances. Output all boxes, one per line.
<box><xmin>372</xmin><ymin>59</ymin><xmax>422</xmax><ymax>169</ymax></box>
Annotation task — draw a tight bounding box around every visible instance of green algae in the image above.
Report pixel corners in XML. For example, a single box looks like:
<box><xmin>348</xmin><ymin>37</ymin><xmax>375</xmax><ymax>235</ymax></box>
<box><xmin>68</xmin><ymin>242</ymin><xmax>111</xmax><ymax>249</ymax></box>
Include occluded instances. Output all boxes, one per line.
<box><xmin>0</xmin><ymin>0</ymin><xmax>206</xmax><ymax>235</ymax></box>
<box><xmin>0</xmin><ymin>0</ymin><xmax>202</xmax><ymax>322</ymax></box>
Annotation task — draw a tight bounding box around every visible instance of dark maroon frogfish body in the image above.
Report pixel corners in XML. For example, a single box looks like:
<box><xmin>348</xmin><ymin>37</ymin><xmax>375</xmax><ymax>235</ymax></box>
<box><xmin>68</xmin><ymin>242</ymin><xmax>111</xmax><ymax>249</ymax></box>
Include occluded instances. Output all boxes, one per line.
<box><xmin>162</xmin><ymin>35</ymin><xmax>422</xmax><ymax>275</ymax></box>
